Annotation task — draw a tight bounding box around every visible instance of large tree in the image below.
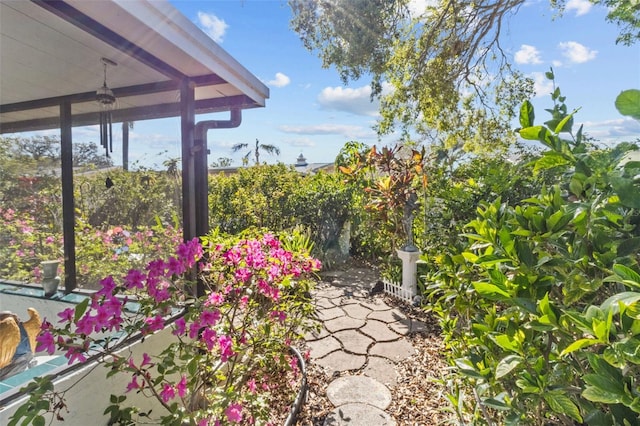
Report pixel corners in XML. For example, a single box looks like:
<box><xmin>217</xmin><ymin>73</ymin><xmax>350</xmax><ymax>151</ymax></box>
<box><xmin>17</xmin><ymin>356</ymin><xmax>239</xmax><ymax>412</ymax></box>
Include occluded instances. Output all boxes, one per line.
<box><xmin>289</xmin><ymin>0</ymin><xmax>638</xmax><ymax>154</ymax></box>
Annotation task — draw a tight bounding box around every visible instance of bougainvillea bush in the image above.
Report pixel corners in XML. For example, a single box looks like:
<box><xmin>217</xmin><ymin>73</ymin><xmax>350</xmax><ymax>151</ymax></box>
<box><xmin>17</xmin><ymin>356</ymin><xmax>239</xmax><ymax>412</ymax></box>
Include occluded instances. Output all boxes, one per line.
<box><xmin>11</xmin><ymin>231</ymin><xmax>320</xmax><ymax>426</ymax></box>
<box><xmin>0</xmin><ymin>207</ymin><xmax>183</xmax><ymax>289</ymax></box>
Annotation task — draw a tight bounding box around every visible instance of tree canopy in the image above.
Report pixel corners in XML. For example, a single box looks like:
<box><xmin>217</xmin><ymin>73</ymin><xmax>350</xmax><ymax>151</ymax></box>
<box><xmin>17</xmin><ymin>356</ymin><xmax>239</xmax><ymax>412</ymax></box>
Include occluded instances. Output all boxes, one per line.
<box><xmin>288</xmin><ymin>0</ymin><xmax>638</xmax><ymax>154</ymax></box>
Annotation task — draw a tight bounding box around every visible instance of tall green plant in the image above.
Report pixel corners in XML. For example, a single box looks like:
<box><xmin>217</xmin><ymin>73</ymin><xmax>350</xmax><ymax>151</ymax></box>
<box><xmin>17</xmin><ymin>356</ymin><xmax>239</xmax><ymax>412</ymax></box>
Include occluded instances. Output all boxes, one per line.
<box><xmin>427</xmin><ymin>72</ymin><xmax>640</xmax><ymax>424</ymax></box>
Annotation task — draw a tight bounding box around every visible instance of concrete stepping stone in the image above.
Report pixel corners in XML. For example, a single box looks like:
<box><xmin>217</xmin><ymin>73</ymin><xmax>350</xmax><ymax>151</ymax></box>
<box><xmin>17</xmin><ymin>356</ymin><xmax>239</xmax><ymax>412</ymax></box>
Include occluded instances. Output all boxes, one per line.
<box><xmin>367</xmin><ymin>308</ymin><xmax>407</xmax><ymax>323</ymax></box>
<box><xmin>358</xmin><ymin>299</ymin><xmax>393</xmax><ymax>312</ymax></box>
<box><xmin>307</xmin><ymin>335</ymin><xmax>341</xmax><ymax>359</ymax></box>
<box><xmin>317</xmin><ymin>306</ymin><xmax>345</xmax><ymax>321</ymax></box>
<box><xmin>359</xmin><ymin>320</ymin><xmax>402</xmax><ymax>342</ymax></box>
<box><xmin>316</xmin><ymin>297</ymin><xmax>337</xmax><ymax>309</ymax></box>
<box><xmin>333</xmin><ymin>330</ymin><xmax>373</xmax><ymax>355</ymax></box>
<box><xmin>305</xmin><ymin>325</ymin><xmax>330</xmax><ymax>341</ymax></box>
<box><xmin>323</xmin><ymin>403</ymin><xmax>396</xmax><ymax>426</ymax></box>
<box><xmin>314</xmin><ymin>350</ymin><xmax>366</xmax><ymax>373</ymax></box>
<box><xmin>326</xmin><ymin>375</ymin><xmax>392</xmax><ymax>409</ymax></box>
<box><xmin>324</xmin><ymin>316</ymin><xmax>366</xmax><ymax>333</ymax></box>
<box><xmin>369</xmin><ymin>338</ymin><xmax>416</xmax><ymax>362</ymax></box>
<box><xmin>388</xmin><ymin>318</ymin><xmax>411</xmax><ymax>336</ymax></box>
<box><xmin>341</xmin><ymin>303</ymin><xmax>372</xmax><ymax>320</ymax></box>
<box><xmin>363</xmin><ymin>356</ymin><xmax>399</xmax><ymax>386</ymax></box>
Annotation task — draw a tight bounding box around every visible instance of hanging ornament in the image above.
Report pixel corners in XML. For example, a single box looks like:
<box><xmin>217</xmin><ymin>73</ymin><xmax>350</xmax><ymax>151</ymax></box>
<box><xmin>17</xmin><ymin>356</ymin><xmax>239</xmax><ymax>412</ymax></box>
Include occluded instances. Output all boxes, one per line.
<box><xmin>96</xmin><ymin>58</ymin><xmax>117</xmax><ymax>157</ymax></box>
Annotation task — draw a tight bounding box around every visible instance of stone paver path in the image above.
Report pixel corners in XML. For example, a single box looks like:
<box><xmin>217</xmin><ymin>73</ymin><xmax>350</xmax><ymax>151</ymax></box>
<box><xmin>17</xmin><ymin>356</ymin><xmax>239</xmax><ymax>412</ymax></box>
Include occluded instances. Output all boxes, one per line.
<box><xmin>305</xmin><ymin>268</ymin><xmax>427</xmax><ymax>426</ymax></box>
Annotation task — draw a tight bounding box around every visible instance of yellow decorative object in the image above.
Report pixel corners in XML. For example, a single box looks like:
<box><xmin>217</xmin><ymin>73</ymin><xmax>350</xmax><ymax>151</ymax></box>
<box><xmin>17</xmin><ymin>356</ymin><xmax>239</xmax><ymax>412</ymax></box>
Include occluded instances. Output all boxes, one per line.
<box><xmin>0</xmin><ymin>308</ymin><xmax>41</xmax><ymax>369</ymax></box>
<box><xmin>0</xmin><ymin>313</ymin><xmax>20</xmax><ymax>369</ymax></box>
<box><xmin>23</xmin><ymin>308</ymin><xmax>42</xmax><ymax>353</ymax></box>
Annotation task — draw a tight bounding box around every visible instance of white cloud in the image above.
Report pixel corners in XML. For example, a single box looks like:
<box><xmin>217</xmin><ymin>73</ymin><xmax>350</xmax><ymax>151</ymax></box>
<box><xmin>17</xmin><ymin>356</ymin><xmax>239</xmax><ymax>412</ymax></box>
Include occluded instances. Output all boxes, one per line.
<box><xmin>558</xmin><ymin>41</ymin><xmax>597</xmax><ymax>63</ymax></box>
<box><xmin>197</xmin><ymin>12</ymin><xmax>228</xmax><ymax>43</ymax></box>
<box><xmin>279</xmin><ymin>124</ymin><xmax>372</xmax><ymax>138</ymax></box>
<box><xmin>267</xmin><ymin>72</ymin><xmax>291</xmax><ymax>88</ymax></box>
<box><xmin>530</xmin><ymin>72</ymin><xmax>554</xmax><ymax>98</ymax></box>
<box><xmin>317</xmin><ymin>84</ymin><xmax>382</xmax><ymax>116</ymax></box>
<box><xmin>581</xmin><ymin>117</ymin><xmax>640</xmax><ymax>142</ymax></box>
<box><xmin>566</xmin><ymin>0</ymin><xmax>592</xmax><ymax>16</ymax></box>
<box><xmin>515</xmin><ymin>44</ymin><xmax>543</xmax><ymax>65</ymax></box>
<box><xmin>407</xmin><ymin>0</ymin><xmax>437</xmax><ymax>19</ymax></box>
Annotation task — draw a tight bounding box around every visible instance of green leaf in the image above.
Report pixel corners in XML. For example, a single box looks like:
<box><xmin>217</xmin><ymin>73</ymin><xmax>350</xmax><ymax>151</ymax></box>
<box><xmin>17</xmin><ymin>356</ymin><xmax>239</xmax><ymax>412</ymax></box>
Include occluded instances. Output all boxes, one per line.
<box><xmin>560</xmin><ymin>338</ymin><xmax>600</xmax><ymax>356</ymax></box>
<box><xmin>495</xmin><ymin>355</ymin><xmax>524</xmax><ymax>379</ymax></box>
<box><xmin>533</xmin><ymin>152</ymin><xmax>570</xmax><ymax>173</ymax></box>
<box><xmin>494</xmin><ymin>334</ymin><xmax>521</xmax><ymax>354</ymax></box>
<box><xmin>554</xmin><ymin>109</ymin><xmax>578</xmax><ymax>134</ymax></box>
<box><xmin>613</xmin><ymin>264</ymin><xmax>640</xmax><ymax>286</ymax></box>
<box><xmin>544</xmin><ymin>391</ymin><xmax>583</xmax><ymax>423</ymax></box>
<box><xmin>582</xmin><ymin>373</ymin><xmax>626</xmax><ymax>404</ymax></box>
<box><xmin>473</xmin><ymin>282</ymin><xmax>511</xmax><ymax>301</ymax></box>
<box><xmin>74</xmin><ymin>298</ymin><xmax>90</xmax><ymax>322</ymax></box>
<box><xmin>519</xmin><ymin>125</ymin><xmax>544</xmax><ymax>141</ymax></box>
<box><xmin>615</xmin><ymin>89</ymin><xmax>640</xmax><ymax>120</ymax></box>
<box><xmin>519</xmin><ymin>100</ymin><xmax>535</xmax><ymax>128</ymax></box>
<box><xmin>610</xmin><ymin>176</ymin><xmax>640</xmax><ymax>208</ymax></box>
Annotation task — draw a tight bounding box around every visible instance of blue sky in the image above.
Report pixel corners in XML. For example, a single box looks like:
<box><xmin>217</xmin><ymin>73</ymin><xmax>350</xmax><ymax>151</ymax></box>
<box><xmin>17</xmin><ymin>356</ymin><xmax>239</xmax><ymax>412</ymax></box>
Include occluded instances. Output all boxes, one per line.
<box><xmin>23</xmin><ymin>0</ymin><xmax>640</xmax><ymax>169</ymax></box>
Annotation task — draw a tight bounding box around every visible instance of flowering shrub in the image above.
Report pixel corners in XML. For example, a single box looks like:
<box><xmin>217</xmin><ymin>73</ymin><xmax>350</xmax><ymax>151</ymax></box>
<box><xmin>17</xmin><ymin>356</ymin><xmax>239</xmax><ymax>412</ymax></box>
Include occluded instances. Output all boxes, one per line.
<box><xmin>12</xmin><ymin>232</ymin><xmax>320</xmax><ymax>425</ymax></box>
<box><xmin>0</xmin><ymin>207</ymin><xmax>182</xmax><ymax>289</ymax></box>
<box><xmin>0</xmin><ymin>207</ymin><xmax>63</xmax><ymax>282</ymax></box>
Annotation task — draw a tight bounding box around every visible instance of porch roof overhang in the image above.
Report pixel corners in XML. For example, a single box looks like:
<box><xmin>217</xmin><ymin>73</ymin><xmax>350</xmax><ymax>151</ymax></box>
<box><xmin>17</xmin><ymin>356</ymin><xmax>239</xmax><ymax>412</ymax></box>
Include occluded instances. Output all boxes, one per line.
<box><xmin>0</xmin><ymin>0</ymin><xmax>269</xmax><ymax>133</ymax></box>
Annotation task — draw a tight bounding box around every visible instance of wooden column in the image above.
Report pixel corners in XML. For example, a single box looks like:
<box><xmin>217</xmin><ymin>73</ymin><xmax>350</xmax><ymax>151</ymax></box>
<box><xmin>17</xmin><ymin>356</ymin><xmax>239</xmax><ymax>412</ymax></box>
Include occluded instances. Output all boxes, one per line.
<box><xmin>60</xmin><ymin>100</ymin><xmax>76</xmax><ymax>292</ymax></box>
<box><xmin>180</xmin><ymin>79</ymin><xmax>196</xmax><ymax>243</ymax></box>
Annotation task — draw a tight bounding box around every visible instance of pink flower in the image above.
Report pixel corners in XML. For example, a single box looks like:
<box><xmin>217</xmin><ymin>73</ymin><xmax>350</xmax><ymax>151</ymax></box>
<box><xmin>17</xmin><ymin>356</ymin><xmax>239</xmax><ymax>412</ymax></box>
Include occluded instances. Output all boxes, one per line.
<box><xmin>141</xmin><ymin>353</ymin><xmax>153</xmax><ymax>367</ymax></box>
<box><xmin>160</xmin><ymin>383</ymin><xmax>176</xmax><ymax>403</ymax></box>
<box><xmin>123</xmin><ymin>269</ymin><xmax>146</xmax><ymax>289</ymax></box>
<box><xmin>143</xmin><ymin>315</ymin><xmax>165</xmax><ymax>333</ymax></box>
<box><xmin>173</xmin><ymin>317</ymin><xmax>186</xmax><ymax>336</ymax></box>
<box><xmin>126</xmin><ymin>376</ymin><xmax>142</xmax><ymax>392</ymax></box>
<box><xmin>36</xmin><ymin>331</ymin><xmax>56</xmax><ymax>354</ymax></box>
<box><xmin>57</xmin><ymin>307</ymin><xmax>75</xmax><ymax>324</ymax></box>
<box><xmin>206</xmin><ymin>292</ymin><xmax>224</xmax><ymax>306</ymax></box>
<box><xmin>218</xmin><ymin>335</ymin><xmax>235</xmax><ymax>362</ymax></box>
<box><xmin>65</xmin><ymin>346</ymin><xmax>87</xmax><ymax>365</ymax></box>
<box><xmin>200</xmin><ymin>310</ymin><xmax>220</xmax><ymax>327</ymax></box>
<box><xmin>97</xmin><ymin>275</ymin><xmax>117</xmax><ymax>296</ymax></box>
<box><xmin>247</xmin><ymin>378</ymin><xmax>257</xmax><ymax>393</ymax></box>
<box><xmin>176</xmin><ymin>375</ymin><xmax>187</xmax><ymax>398</ymax></box>
<box><xmin>225</xmin><ymin>403</ymin><xmax>243</xmax><ymax>423</ymax></box>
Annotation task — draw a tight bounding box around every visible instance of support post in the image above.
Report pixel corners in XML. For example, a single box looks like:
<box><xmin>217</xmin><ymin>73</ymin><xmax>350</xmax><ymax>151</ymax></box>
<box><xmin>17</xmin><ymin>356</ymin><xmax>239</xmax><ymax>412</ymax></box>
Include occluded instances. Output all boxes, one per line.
<box><xmin>180</xmin><ymin>79</ymin><xmax>196</xmax><ymax>243</ymax></box>
<box><xmin>60</xmin><ymin>101</ymin><xmax>76</xmax><ymax>292</ymax></box>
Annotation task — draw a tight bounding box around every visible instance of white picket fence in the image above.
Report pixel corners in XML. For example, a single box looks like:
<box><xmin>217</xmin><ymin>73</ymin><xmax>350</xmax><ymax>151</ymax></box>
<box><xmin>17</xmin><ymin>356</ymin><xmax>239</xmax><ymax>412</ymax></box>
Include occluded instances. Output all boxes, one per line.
<box><xmin>383</xmin><ymin>280</ymin><xmax>415</xmax><ymax>304</ymax></box>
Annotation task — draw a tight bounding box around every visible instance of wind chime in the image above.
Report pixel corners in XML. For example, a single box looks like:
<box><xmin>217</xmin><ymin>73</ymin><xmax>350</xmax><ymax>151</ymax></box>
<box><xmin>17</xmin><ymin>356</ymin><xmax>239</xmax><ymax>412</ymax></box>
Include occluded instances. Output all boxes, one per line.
<box><xmin>96</xmin><ymin>57</ymin><xmax>117</xmax><ymax>157</ymax></box>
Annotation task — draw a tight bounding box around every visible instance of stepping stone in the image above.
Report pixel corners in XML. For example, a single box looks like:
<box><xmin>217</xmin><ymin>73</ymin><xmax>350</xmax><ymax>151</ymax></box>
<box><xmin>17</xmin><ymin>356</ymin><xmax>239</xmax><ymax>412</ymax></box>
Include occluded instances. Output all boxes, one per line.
<box><xmin>317</xmin><ymin>306</ymin><xmax>345</xmax><ymax>321</ymax></box>
<box><xmin>363</xmin><ymin>356</ymin><xmax>399</xmax><ymax>386</ymax></box>
<box><xmin>359</xmin><ymin>320</ymin><xmax>402</xmax><ymax>342</ymax></box>
<box><xmin>314</xmin><ymin>350</ymin><xmax>366</xmax><ymax>373</ymax></box>
<box><xmin>324</xmin><ymin>316</ymin><xmax>366</xmax><ymax>333</ymax></box>
<box><xmin>316</xmin><ymin>297</ymin><xmax>337</xmax><ymax>309</ymax></box>
<box><xmin>304</xmin><ymin>325</ymin><xmax>330</xmax><ymax>341</ymax></box>
<box><xmin>323</xmin><ymin>403</ymin><xmax>396</xmax><ymax>426</ymax></box>
<box><xmin>333</xmin><ymin>330</ymin><xmax>373</xmax><ymax>355</ymax></box>
<box><xmin>370</xmin><ymin>338</ymin><xmax>415</xmax><ymax>362</ymax></box>
<box><xmin>358</xmin><ymin>299</ymin><xmax>392</xmax><ymax>312</ymax></box>
<box><xmin>388</xmin><ymin>318</ymin><xmax>411</xmax><ymax>336</ymax></box>
<box><xmin>367</xmin><ymin>308</ymin><xmax>407</xmax><ymax>323</ymax></box>
<box><xmin>307</xmin><ymin>336</ymin><xmax>341</xmax><ymax>359</ymax></box>
<box><xmin>342</xmin><ymin>303</ymin><xmax>372</xmax><ymax>320</ymax></box>
<box><xmin>326</xmin><ymin>375</ymin><xmax>392</xmax><ymax>409</ymax></box>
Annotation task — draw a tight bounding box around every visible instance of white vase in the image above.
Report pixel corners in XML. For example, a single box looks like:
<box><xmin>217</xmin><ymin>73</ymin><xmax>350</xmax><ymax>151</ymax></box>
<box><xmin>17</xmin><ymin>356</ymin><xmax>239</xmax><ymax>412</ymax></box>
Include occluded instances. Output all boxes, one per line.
<box><xmin>40</xmin><ymin>260</ymin><xmax>61</xmax><ymax>297</ymax></box>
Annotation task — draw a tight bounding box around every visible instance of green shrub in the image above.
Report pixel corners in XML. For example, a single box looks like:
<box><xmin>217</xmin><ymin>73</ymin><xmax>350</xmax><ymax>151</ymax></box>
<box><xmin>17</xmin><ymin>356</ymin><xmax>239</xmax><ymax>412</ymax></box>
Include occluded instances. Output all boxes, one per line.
<box><xmin>426</xmin><ymin>76</ymin><xmax>640</xmax><ymax>424</ymax></box>
<box><xmin>208</xmin><ymin>165</ymin><xmax>352</xmax><ymax>264</ymax></box>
